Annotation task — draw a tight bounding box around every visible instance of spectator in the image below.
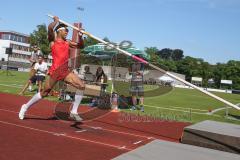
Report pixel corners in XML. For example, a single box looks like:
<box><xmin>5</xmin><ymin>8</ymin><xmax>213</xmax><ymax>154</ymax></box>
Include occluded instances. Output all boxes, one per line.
<box><xmin>34</xmin><ymin>55</ymin><xmax>48</xmax><ymax>92</ymax></box>
<box><xmin>95</xmin><ymin>66</ymin><xmax>107</xmax><ymax>92</ymax></box>
<box><xmin>83</xmin><ymin>65</ymin><xmax>95</xmax><ymax>83</ymax></box>
<box><xmin>129</xmin><ymin>58</ymin><xmax>144</xmax><ymax>112</ymax></box>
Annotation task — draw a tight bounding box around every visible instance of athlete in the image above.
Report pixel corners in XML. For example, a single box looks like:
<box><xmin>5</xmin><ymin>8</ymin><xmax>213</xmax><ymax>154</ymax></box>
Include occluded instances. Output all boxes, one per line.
<box><xmin>19</xmin><ymin>16</ymin><xmax>85</xmax><ymax>121</ymax></box>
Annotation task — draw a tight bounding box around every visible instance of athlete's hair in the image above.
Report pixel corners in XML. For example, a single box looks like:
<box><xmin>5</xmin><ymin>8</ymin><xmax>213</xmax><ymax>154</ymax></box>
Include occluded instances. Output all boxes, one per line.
<box><xmin>54</xmin><ymin>23</ymin><xmax>69</xmax><ymax>32</ymax></box>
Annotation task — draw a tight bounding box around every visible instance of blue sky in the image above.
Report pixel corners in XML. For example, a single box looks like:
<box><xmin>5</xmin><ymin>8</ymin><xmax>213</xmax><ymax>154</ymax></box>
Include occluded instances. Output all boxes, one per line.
<box><xmin>0</xmin><ymin>0</ymin><xmax>239</xmax><ymax>64</ymax></box>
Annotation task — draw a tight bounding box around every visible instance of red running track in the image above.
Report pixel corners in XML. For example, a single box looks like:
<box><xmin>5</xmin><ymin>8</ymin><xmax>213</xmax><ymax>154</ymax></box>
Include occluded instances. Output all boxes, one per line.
<box><xmin>0</xmin><ymin>93</ymin><xmax>190</xmax><ymax>160</ymax></box>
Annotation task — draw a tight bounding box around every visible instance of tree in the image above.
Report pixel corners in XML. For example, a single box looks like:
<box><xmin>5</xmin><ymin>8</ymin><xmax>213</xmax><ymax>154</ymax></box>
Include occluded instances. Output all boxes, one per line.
<box><xmin>212</xmin><ymin>63</ymin><xmax>227</xmax><ymax>88</ymax></box>
<box><xmin>200</xmin><ymin>61</ymin><xmax>212</xmax><ymax>87</ymax></box>
<box><xmin>160</xmin><ymin>60</ymin><xmax>177</xmax><ymax>72</ymax></box>
<box><xmin>145</xmin><ymin>47</ymin><xmax>159</xmax><ymax>65</ymax></box>
<box><xmin>157</xmin><ymin>48</ymin><xmax>173</xmax><ymax>60</ymax></box>
<box><xmin>225</xmin><ymin>60</ymin><xmax>240</xmax><ymax>90</ymax></box>
<box><xmin>172</xmin><ymin>49</ymin><xmax>184</xmax><ymax>61</ymax></box>
<box><xmin>176</xmin><ymin>56</ymin><xmax>203</xmax><ymax>81</ymax></box>
<box><xmin>29</xmin><ymin>24</ymin><xmax>50</xmax><ymax>55</ymax></box>
<box><xmin>103</xmin><ymin>37</ymin><xmax>110</xmax><ymax>42</ymax></box>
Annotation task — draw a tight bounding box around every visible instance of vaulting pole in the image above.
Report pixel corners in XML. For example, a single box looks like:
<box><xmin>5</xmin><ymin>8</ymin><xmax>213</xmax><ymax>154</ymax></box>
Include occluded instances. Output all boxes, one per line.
<box><xmin>47</xmin><ymin>14</ymin><xmax>240</xmax><ymax>110</ymax></box>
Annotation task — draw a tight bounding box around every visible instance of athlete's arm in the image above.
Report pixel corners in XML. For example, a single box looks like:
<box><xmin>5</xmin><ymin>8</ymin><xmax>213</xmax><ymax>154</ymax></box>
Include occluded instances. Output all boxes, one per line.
<box><xmin>68</xmin><ymin>32</ymin><xmax>84</xmax><ymax>49</ymax></box>
<box><xmin>48</xmin><ymin>16</ymin><xmax>59</xmax><ymax>42</ymax></box>
<box><xmin>32</xmin><ymin>63</ymin><xmax>39</xmax><ymax>75</ymax></box>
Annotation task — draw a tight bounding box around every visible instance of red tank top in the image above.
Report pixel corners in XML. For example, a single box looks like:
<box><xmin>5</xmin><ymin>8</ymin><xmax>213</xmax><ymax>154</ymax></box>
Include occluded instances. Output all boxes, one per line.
<box><xmin>49</xmin><ymin>39</ymin><xmax>69</xmax><ymax>74</ymax></box>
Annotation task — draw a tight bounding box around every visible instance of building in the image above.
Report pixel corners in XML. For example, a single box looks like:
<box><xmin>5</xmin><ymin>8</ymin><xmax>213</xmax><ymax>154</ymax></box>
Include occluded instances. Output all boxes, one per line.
<box><xmin>0</xmin><ymin>30</ymin><xmax>31</xmax><ymax>64</ymax></box>
<box><xmin>0</xmin><ymin>30</ymin><xmax>52</xmax><ymax>71</ymax></box>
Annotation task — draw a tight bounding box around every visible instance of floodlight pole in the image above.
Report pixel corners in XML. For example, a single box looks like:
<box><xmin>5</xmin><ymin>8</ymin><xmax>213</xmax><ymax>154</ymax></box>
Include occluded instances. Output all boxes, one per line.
<box><xmin>47</xmin><ymin>14</ymin><xmax>240</xmax><ymax>111</ymax></box>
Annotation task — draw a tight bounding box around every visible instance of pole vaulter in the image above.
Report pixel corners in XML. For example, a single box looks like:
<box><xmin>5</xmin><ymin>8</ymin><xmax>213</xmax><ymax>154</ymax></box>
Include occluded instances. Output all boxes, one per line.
<box><xmin>47</xmin><ymin>14</ymin><xmax>240</xmax><ymax>111</ymax></box>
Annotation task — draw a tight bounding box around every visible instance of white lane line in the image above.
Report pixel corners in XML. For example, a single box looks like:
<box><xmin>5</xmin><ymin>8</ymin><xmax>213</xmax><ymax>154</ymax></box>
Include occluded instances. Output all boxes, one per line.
<box><xmin>118</xmin><ymin>146</ymin><xmax>126</xmax><ymax>149</ymax></box>
<box><xmin>53</xmin><ymin>133</ymin><xmax>66</xmax><ymax>136</ymax></box>
<box><xmin>207</xmin><ymin>107</ymin><xmax>230</xmax><ymax>115</ymax></box>
<box><xmin>144</xmin><ymin>104</ymin><xmax>208</xmax><ymax>115</ymax></box>
<box><xmin>145</xmin><ymin>105</ymin><xmax>208</xmax><ymax>112</ymax></box>
<box><xmin>75</xmin><ymin>129</ymin><xmax>87</xmax><ymax>133</ymax></box>
<box><xmin>88</xmin><ymin>126</ymin><xmax>102</xmax><ymax>130</ymax></box>
<box><xmin>207</xmin><ymin>103</ymin><xmax>240</xmax><ymax>115</ymax></box>
<box><xmin>0</xmin><ymin>108</ymin><xmax>153</xmax><ymax>140</ymax></box>
<box><xmin>0</xmin><ymin>120</ymin><xmax>131</xmax><ymax>151</ymax></box>
<box><xmin>0</xmin><ymin>83</ymin><xmax>22</xmax><ymax>88</ymax></box>
<box><xmin>133</xmin><ymin>140</ymin><xmax>142</xmax><ymax>145</ymax></box>
<box><xmin>83</xmin><ymin>124</ymin><xmax>154</xmax><ymax>140</ymax></box>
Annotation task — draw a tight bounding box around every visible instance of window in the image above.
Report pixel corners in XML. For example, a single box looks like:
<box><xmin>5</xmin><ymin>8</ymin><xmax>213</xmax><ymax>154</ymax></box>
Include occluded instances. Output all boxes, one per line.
<box><xmin>22</xmin><ymin>37</ymin><xmax>26</xmax><ymax>43</ymax></box>
<box><xmin>10</xmin><ymin>35</ymin><xmax>14</xmax><ymax>41</ymax></box>
<box><xmin>17</xmin><ymin>36</ymin><xmax>22</xmax><ymax>42</ymax></box>
<box><xmin>2</xmin><ymin>34</ymin><xmax>10</xmax><ymax>40</ymax></box>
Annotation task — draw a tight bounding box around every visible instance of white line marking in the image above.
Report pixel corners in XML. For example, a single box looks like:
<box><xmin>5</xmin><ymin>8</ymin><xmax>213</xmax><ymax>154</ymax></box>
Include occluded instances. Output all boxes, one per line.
<box><xmin>0</xmin><ymin>83</ymin><xmax>22</xmax><ymax>88</ymax></box>
<box><xmin>145</xmin><ymin>104</ymin><xmax>208</xmax><ymax>112</ymax></box>
<box><xmin>89</xmin><ymin>126</ymin><xmax>102</xmax><ymax>130</ymax></box>
<box><xmin>0</xmin><ymin>108</ymin><xmax>152</xmax><ymax>140</ymax></box>
<box><xmin>207</xmin><ymin>103</ymin><xmax>240</xmax><ymax>115</ymax></box>
<box><xmin>83</xmin><ymin>124</ymin><xmax>154</xmax><ymax>139</ymax></box>
<box><xmin>76</xmin><ymin>129</ymin><xmax>87</xmax><ymax>133</ymax></box>
<box><xmin>53</xmin><ymin>133</ymin><xmax>66</xmax><ymax>136</ymax></box>
<box><xmin>144</xmin><ymin>104</ymin><xmax>208</xmax><ymax>115</ymax></box>
<box><xmin>207</xmin><ymin>107</ymin><xmax>229</xmax><ymax>115</ymax></box>
<box><xmin>133</xmin><ymin>140</ymin><xmax>142</xmax><ymax>145</ymax></box>
<box><xmin>0</xmin><ymin>120</ymin><xmax>131</xmax><ymax>151</ymax></box>
<box><xmin>118</xmin><ymin>146</ymin><xmax>126</xmax><ymax>149</ymax></box>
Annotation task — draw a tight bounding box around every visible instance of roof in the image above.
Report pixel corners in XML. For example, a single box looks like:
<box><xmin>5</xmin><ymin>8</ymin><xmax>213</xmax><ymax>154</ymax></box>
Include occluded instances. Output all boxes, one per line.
<box><xmin>0</xmin><ymin>30</ymin><xmax>29</xmax><ymax>37</ymax></box>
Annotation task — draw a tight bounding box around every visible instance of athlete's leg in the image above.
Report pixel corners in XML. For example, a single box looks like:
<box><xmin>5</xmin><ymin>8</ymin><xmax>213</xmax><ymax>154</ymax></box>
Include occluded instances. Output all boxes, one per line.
<box><xmin>139</xmin><ymin>96</ymin><xmax>144</xmax><ymax>112</ymax></box>
<box><xmin>64</xmin><ymin>72</ymin><xmax>85</xmax><ymax>121</ymax></box>
<box><xmin>19</xmin><ymin>77</ymin><xmax>57</xmax><ymax>120</ymax></box>
<box><xmin>19</xmin><ymin>80</ymin><xmax>31</xmax><ymax>95</ymax></box>
<box><xmin>130</xmin><ymin>81</ymin><xmax>137</xmax><ymax>110</ymax></box>
<box><xmin>19</xmin><ymin>68</ymin><xmax>36</xmax><ymax>95</ymax></box>
<box><xmin>131</xmin><ymin>95</ymin><xmax>137</xmax><ymax>110</ymax></box>
<box><xmin>138</xmin><ymin>84</ymin><xmax>144</xmax><ymax>112</ymax></box>
<box><xmin>41</xmin><ymin>77</ymin><xmax>58</xmax><ymax>97</ymax></box>
<box><xmin>37</xmin><ymin>76</ymin><xmax>45</xmax><ymax>93</ymax></box>
<box><xmin>132</xmin><ymin>95</ymin><xmax>137</xmax><ymax>106</ymax></box>
<box><xmin>38</xmin><ymin>80</ymin><xmax>42</xmax><ymax>93</ymax></box>
<box><xmin>64</xmin><ymin>72</ymin><xmax>85</xmax><ymax>90</ymax></box>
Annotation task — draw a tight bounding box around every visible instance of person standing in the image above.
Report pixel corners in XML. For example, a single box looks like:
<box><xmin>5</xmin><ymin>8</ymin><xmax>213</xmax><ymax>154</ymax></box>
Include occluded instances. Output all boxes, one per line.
<box><xmin>95</xmin><ymin>66</ymin><xmax>107</xmax><ymax>92</ymax></box>
<box><xmin>34</xmin><ymin>55</ymin><xmax>48</xmax><ymax>93</ymax></box>
<box><xmin>129</xmin><ymin>59</ymin><xmax>144</xmax><ymax>112</ymax></box>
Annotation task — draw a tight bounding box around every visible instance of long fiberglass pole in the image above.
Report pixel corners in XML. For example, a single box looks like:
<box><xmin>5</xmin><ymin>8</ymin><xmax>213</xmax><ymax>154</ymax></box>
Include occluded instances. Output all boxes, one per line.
<box><xmin>47</xmin><ymin>14</ymin><xmax>240</xmax><ymax>111</ymax></box>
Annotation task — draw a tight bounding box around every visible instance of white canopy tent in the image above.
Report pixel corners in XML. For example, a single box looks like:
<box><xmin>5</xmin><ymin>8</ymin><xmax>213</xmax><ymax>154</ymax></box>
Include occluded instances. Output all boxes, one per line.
<box><xmin>158</xmin><ymin>75</ymin><xmax>174</xmax><ymax>86</ymax></box>
<box><xmin>220</xmin><ymin>80</ymin><xmax>233</xmax><ymax>90</ymax></box>
<box><xmin>191</xmin><ymin>77</ymin><xmax>203</xmax><ymax>87</ymax></box>
<box><xmin>158</xmin><ymin>75</ymin><xmax>174</xmax><ymax>82</ymax></box>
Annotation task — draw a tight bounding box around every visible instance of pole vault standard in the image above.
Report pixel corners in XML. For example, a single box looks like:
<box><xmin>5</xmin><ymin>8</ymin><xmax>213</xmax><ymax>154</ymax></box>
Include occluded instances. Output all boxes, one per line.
<box><xmin>47</xmin><ymin>14</ymin><xmax>240</xmax><ymax>111</ymax></box>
